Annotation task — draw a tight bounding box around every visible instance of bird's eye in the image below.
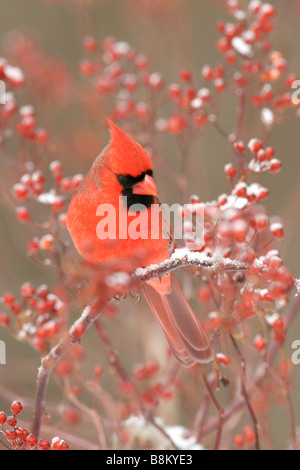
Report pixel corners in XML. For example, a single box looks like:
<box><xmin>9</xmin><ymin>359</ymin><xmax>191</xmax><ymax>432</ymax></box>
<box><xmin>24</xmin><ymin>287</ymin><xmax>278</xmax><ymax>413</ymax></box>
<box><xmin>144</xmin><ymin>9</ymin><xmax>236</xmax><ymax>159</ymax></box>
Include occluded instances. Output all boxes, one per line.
<box><xmin>116</xmin><ymin>170</ymin><xmax>153</xmax><ymax>188</ymax></box>
<box><xmin>116</xmin><ymin>174</ymin><xmax>131</xmax><ymax>187</ymax></box>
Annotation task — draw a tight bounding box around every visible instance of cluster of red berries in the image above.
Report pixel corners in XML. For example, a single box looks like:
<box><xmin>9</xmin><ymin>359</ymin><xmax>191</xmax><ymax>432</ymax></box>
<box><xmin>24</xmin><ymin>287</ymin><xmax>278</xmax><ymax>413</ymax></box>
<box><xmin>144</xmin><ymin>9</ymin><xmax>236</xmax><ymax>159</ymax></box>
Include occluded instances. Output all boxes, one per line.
<box><xmin>79</xmin><ymin>35</ymin><xmax>163</xmax><ymax>136</ymax></box>
<box><xmin>0</xmin><ymin>401</ymin><xmax>69</xmax><ymax>450</ymax></box>
<box><xmin>0</xmin><ymin>283</ymin><xmax>67</xmax><ymax>353</ymax></box>
<box><xmin>4</xmin><ymin>31</ymin><xmax>73</xmax><ymax>107</ymax></box>
<box><xmin>0</xmin><ymin>58</ymin><xmax>49</xmax><ymax>144</ymax></box>
<box><xmin>159</xmin><ymin>0</ymin><xmax>298</xmax><ymax>137</ymax></box>
<box><xmin>14</xmin><ymin>159</ymin><xmax>83</xmax><ymax>227</ymax></box>
<box><xmin>181</xmin><ymin>188</ymin><xmax>293</xmax><ymax>349</ymax></box>
<box><xmin>216</xmin><ymin>1</ymin><xmax>297</xmax><ymax>117</ymax></box>
<box><xmin>117</xmin><ymin>361</ymin><xmax>174</xmax><ymax>410</ymax></box>
<box><xmin>233</xmin><ymin>425</ymin><xmax>256</xmax><ymax>449</ymax></box>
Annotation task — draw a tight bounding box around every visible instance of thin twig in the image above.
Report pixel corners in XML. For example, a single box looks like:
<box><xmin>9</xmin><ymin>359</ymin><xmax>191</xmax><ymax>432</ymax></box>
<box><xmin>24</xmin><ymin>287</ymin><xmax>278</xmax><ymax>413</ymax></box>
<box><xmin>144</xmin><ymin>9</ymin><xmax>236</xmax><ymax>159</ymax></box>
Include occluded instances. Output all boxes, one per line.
<box><xmin>31</xmin><ymin>303</ymin><xmax>107</xmax><ymax>440</ymax></box>
<box><xmin>200</xmin><ymin>369</ymin><xmax>224</xmax><ymax>450</ymax></box>
<box><xmin>230</xmin><ymin>335</ymin><xmax>260</xmax><ymax>451</ymax></box>
<box><xmin>94</xmin><ymin>319</ymin><xmax>179</xmax><ymax>450</ymax></box>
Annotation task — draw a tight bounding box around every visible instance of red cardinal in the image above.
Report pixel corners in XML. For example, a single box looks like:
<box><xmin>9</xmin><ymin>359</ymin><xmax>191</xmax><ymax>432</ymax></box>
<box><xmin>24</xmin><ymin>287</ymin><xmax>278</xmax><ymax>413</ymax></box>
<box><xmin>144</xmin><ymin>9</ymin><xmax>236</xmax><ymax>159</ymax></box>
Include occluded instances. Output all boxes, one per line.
<box><xmin>67</xmin><ymin>121</ymin><xmax>212</xmax><ymax>367</ymax></box>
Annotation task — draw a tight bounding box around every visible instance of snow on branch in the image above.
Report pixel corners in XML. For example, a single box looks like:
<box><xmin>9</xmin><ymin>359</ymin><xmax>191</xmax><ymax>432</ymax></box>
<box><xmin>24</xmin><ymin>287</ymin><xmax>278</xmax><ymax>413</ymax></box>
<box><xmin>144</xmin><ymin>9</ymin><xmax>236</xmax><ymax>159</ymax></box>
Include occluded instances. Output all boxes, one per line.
<box><xmin>135</xmin><ymin>248</ymin><xmax>248</xmax><ymax>283</ymax></box>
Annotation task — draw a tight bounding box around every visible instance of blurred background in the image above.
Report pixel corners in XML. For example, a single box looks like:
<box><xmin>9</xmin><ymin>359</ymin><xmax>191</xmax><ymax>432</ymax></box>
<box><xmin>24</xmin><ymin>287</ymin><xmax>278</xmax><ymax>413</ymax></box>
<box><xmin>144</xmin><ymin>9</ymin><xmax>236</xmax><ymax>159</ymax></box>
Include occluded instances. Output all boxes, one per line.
<box><xmin>0</xmin><ymin>0</ymin><xmax>300</xmax><ymax>449</ymax></box>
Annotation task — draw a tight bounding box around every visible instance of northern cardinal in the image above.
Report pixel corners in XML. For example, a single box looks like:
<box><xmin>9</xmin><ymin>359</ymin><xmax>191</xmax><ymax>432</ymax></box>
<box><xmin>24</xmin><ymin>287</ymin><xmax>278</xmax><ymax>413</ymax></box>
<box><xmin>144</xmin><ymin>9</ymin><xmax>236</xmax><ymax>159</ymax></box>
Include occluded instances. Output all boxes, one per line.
<box><xmin>66</xmin><ymin>121</ymin><xmax>212</xmax><ymax>366</ymax></box>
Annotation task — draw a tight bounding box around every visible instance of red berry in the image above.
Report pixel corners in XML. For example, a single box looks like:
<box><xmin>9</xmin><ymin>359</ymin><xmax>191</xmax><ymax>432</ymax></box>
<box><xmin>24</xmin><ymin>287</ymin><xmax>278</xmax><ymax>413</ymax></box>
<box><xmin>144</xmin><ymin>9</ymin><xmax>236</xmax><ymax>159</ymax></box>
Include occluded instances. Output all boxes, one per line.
<box><xmin>180</xmin><ymin>69</ymin><xmax>192</xmax><ymax>82</ymax></box>
<box><xmin>201</xmin><ymin>65</ymin><xmax>214</xmax><ymax>80</ymax></box>
<box><xmin>265</xmin><ymin>147</ymin><xmax>275</xmax><ymax>159</ymax></box>
<box><xmin>16</xmin><ymin>206</ymin><xmax>30</xmax><ymax>223</ymax></box>
<box><xmin>2</xmin><ymin>293</ymin><xmax>15</xmax><ymax>307</ymax></box>
<box><xmin>26</xmin><ymin>434</ymin><xmax>37</xmax><ymax>450</ymax></box>
<box><xmin>21</xmin><ymin>283</ymin><xmax>35</xmax><ymax>300</ymax></box>
<box><xmin>0</xmin><ymin>313</ymin><xmax>10</xmax><ymax>327</ymax></box>
<box><xmin>94</xmin><ymin>365</ymin><xmax>103</xmax><ymax>377</ymax></box>
<box><xmin>63</xmin><ymin>408</ymin><xmax>81</xmax><ymax>425</ymax></box>
<box><xmin>234</xmin><ymin>141</ymin><xmax>246</xmax><ymax>154</ymax></box>
<box><xmin>197</xmin><ymin>285</ymin><xmax>211</xmax><ymax>302</ymax></box>
<box><xmin>39</xmin><ymin>235</ymin><xmax>54</xmax><ymax>250</ymax></box>
<box><xmin>11</xmin><ymin>401</ymin><xmax>23</xmax><ymax>416</ymax></box>
<box><xmin>147</xmin><ymin>73</ymin><xmax>164</xmax><ymax>90</ymax></box>
<box><xmin>224</xmin><ymin>163</ymin><xmax>236</xmax><ymax>179</ymax></box>
<box><xmin>214</xmin><ymin>78</ymin><xmax>226</xmax><ymax>92</ymax></box>
<box><xmin>234</xmin><ymin>182</ymin><xmax>247</xmax><ymax>198</ymax></box>
<box><xmin>72</xmin><ymin>323</ymin><xmax>85</xmax><ymax>339</ymax></box>
<box><xmin>273</xmin><ymin>318</ymin><xmax>285</xmax><ymax>333</ymax></box>
<box><xmin>79</xmin><ymin>59</ymin><xmax>95</xmax><ymax>77</ymax></box>
<box><xmin>216</xmin><ymin>353</ymin><xmax>231</xmax><ymax>366</ymax></box>
<box><xmin>243</xmin><ymin>425</ymin><xmax>255</xmax><ymax>445</ymax></box>
<box><xmin>234</xmin><ymin>434</ymin><xmax>244</xmax><ymax>448</ymax></box>
<box><xmin>59</xmin><ymin>441</ymin><xmax>69</xmax><ymax>450</ymax></box>
<box><xmin>60</xmin><ymin>177</ymin><xmax>72</xmax><ymax>192</ymax></box>
<box><xmin>254</xmin><ymin>335</ymin><xmax>266</xmax><ymax>352</ymax></box>
<box><xmin>39</xmin><ymin>439</ymin><xmax>51</xmax><ymax>450</ymax></box>
<box><xmin>28</xmin><ymin>238</ymin><xmax>40</xmax><ymax>252</ymax></box>
<box><xmin>56</xmin><ymin>360</ymin><xmax>72</xmax><ymax>376</ymax></box>
<box><xmin>35</xmin><ymin>128</ymin><xmax>49</xmax><ymax>144</ymax></box>
<box><xmin>36</xmin><ymin>285</ymin><xmax>49</xmax><ymax>299</ymax></box>
<box><xmin>269</xmin><ymin>158</ymin><xmax>282</xmax><ymax>173</ymax></box>
<box><xmin>0</xmin><ymin>411</ymin><xmax>7</xmax><ymax>424</ymax></box>
<box><xmin>248</xmin><ymin>138</ymin><xmax>263</xmax><ymax>153</ymax></box>
<box><xmin>12</xmin><ymin>183</ymin><xmax>28</xmax><ymax>200</ymax></box>
<box><xmin>72</xmin><ymin>174</ymin><xmax>84</xmax><ymax>189</ymax></box>
<box><xmin>83</xmin><ymin>35</ymin><xmax>98</xmax><ymax>53</ymax></box>
<box><xmin>49</xmin><ymin>160</ymin><xmax>63</xmax><ymax>175</ymax></box>
<box><xmin>270</xmin><ymin>222</ymin><xmax>284</xmax><ymax>239</ymax></box>
<box><xmin>7</xmin><ymin>416</ymin><xmax>17</xmax><ymax>427</ymax></box>
<box><xmin>52</xmin><ymin>197</ymin><xmax>64</xmax><ymax>212</ymax></box>
<box><xmin>134</xmin><ymin>54</ymin><xmax>148</xmax><ymax>70</ymax></box>
<box><xmin>168</xmin><ymin>83</ymin><xmax>181</xmax><ymax>99</ymax></box>
<box><xmin>59</xmin><ymin>213</ymin><xmax>67</xmax><ymax>227</ymax></box>
<box><xmin>6</xmin><ymin>428</ymin><xmax>17</xmax><ymax>442</ymax></box>
<box><xmin>11</xmin><ymin>302</ymin><xmax>22</xmax><ymax>315</ymax></box>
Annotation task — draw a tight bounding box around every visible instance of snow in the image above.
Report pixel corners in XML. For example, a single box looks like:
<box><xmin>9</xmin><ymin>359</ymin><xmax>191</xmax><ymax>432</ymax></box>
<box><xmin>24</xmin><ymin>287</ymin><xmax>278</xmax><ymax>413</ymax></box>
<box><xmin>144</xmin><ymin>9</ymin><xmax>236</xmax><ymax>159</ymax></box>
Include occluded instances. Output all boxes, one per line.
<box><xmin>38</xmin><ymin>191</ymin><xmax>60</xmax><ymax>204</ymax></box>
<box><xmin>220</xmin><ymin>195</ymin><xmax>248</xmax><ymax>211</ymax></box>
<box><xmin>135</xmin><ymin>247</ymin><xmax>247</xmax><ymax>280</ymax></box>
<box><xmin>70</xmin><ymin>306</ymin><xmax>91</xmax><ymax>335</ymax></box>
<box><xmin>270</xmin><ymin>222</ymin><xmax>283</xmax><ymax>232</ymax></box>
<box><xmin>124</xmin><ymin>415</ymin><xmax>204</xmax><ymax>450</ymax></box>
<box><xmin>261</xmin><ymin>108</ymin><xmax>274</xmax><ymax>127</ymax></box>
<box><xmin>20</xmin><ymin>105</ymin><xmax>34</xmax><ymax>116</ymax></box>
<box><xmin>106</xmin><ymin>272</ymin><xmax>131</xmax><ymax>288</ymax></box>
<box><xmin>265</xmin><ymin>313</ymin><xmax>280</xmax><ymax>326</ymax></box>
<box><xmin>295</xmin><ymin>279</ymin><xmax>300</xmax><ymax>296</ymax></box>
<box><xmin>191</xmin><ymin>98</ymin><xmax>203</xmax><ymax>109</ymax></box>
<box><xmin>114</xmin><ymin>41</ymin><xmax>130</xmax><ymax>55</ymax></box>
<box><xmin>232</xmin><ymin>36</ymin><xmax>253</xmax><ymax>57</ymax></box>
<box><xmin>4</xmin><ymin>65</ymin><xmax>24</xmax><ymax>84</ymax></box>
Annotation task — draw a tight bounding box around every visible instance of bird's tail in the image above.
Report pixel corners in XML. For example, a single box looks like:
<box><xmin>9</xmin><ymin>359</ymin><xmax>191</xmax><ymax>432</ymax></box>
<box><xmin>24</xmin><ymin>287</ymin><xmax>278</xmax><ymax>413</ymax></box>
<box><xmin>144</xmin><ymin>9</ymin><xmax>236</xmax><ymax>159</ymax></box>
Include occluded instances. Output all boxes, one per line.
<box><xmin>142</xmin><ymin>273</ymin><xmax>213</xmax><ymax>367</ymax></box>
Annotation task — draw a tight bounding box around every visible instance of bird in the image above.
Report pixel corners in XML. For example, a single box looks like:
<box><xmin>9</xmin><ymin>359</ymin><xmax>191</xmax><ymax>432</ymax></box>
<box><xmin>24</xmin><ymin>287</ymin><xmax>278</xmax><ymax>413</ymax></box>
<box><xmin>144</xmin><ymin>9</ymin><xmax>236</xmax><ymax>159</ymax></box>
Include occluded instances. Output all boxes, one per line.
<box><xmin>66</xmin><ymin>120</ymin><xmax>212</xmax><ymax>367</ymax></box>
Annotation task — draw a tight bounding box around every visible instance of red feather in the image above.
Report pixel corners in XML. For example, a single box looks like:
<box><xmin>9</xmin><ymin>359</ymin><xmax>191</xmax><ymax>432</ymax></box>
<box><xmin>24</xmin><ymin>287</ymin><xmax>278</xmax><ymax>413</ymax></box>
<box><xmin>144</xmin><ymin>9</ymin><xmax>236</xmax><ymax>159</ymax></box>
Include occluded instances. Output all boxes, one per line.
<box><xmin>67</xmin><ymin>121</ymin><xmax>212</xmax><ymax>366</ymax></box>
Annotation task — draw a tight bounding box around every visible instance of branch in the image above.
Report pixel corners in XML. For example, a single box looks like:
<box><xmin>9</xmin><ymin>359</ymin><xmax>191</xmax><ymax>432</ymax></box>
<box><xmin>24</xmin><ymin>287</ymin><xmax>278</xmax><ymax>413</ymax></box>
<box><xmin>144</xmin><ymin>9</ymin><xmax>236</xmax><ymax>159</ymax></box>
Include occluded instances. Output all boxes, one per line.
<box><xmin>31</xmin><ymin>303</ymin><xmax>108</xmax><ymax>440</ymax></box>
<box><xmin>135</xmin><ymin>248</ymin><xmax>248</xmax><ymax>283</ymax></box>
<box><xmin>94</xmin><ymin>319</ymin><xmax>179</xmax><ymax>450</ymax></box>
<box><xmin>199</xmin><ymin>294</ymin><xmax>300</xmax><ymax>439</ymax></box>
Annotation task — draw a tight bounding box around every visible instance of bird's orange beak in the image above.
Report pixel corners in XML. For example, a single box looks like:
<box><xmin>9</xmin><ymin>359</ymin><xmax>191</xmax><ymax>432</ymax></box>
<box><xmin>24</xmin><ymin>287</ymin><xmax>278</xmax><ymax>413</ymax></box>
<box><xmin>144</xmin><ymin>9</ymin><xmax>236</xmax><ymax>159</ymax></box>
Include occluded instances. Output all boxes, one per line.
<box><xmin>132</xmin><ymin>174</ymin><xmax>158</xmax><ymax>196</ymax></box>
